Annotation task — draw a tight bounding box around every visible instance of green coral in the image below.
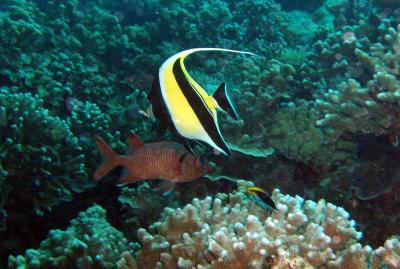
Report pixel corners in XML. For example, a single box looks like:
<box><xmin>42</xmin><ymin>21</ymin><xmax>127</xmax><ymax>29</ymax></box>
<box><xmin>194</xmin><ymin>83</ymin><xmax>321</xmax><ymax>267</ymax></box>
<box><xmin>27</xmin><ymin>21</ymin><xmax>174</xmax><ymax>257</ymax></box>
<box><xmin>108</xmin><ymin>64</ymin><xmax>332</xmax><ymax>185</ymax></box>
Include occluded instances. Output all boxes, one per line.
<box><xmin>316</xmin><ymin>24</ymin><xmax>400</xmax><ymax>138</ymax></box>
<box><xmin>268</xmin><ymin>102</ymin><xmax>355</xmax><ymax>170</ymax></box>
<box><xmin>219</xmin><ymin>59</ymin><xmax>298</xmax><ymax>157</ymax></box>
<box><xmin>118</xmin><ymin>183</ymin><xmax>180</xmax><ymax>239</ymax></box>
<box><xmin>8</xmin><ymin>205</ymin><xmax>135</xmax><ymax>269</ymax></box>
<box><xmin>0</xmin><ymin>0</ymin><xmax>143</xmax><ymax>115</ymax></box>
<box><xmin>0</xmin><ymin>88</ymin><xmax>88</xmax><ymax>229</ymax></box>
<box><xmin>299</xmin><ymin>22</ymin><xmax>376</xmax><ymax>95</ymax></box>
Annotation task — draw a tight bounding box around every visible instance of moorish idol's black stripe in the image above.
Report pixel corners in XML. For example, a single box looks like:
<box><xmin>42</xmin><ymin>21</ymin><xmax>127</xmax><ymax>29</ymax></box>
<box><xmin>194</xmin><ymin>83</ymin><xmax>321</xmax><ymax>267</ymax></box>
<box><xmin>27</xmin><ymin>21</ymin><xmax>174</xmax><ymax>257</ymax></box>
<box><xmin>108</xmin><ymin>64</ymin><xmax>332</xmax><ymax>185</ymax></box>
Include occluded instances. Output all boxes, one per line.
<box><xmin>172</xmin><ymin>60</ymin><xmax>231</xmax><ymax>155</ymax></box>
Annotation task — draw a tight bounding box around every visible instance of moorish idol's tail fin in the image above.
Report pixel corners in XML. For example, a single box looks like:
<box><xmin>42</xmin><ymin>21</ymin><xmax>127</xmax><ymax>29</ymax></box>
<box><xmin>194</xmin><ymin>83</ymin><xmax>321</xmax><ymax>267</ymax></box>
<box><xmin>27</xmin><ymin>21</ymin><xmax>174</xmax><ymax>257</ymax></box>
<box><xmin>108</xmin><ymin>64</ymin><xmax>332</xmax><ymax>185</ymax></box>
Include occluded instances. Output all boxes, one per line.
<box><xmin>213</xmin><ymin>82</ymin><xmax>239</xmax><ymax>120</ymax></box>
<box><xmin>93</xmin><ymin>135</ymin><xmax>121</xmax><ymax>181</ymax></box>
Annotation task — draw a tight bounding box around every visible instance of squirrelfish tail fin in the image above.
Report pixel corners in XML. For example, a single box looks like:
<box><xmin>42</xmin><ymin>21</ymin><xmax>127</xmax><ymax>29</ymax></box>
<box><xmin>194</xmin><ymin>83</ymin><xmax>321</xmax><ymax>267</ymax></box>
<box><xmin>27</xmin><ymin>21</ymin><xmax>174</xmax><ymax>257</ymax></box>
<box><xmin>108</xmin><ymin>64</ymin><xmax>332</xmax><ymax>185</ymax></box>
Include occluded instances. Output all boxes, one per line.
<box><xmin>93</xmin><ymin>135</ymin><xmax>120</xmax><ymax>181</ymax></box>
<box><xmin>213</xmin><ymin>82</ymin><xmax>239</xmax><ymax>120</ymax></box>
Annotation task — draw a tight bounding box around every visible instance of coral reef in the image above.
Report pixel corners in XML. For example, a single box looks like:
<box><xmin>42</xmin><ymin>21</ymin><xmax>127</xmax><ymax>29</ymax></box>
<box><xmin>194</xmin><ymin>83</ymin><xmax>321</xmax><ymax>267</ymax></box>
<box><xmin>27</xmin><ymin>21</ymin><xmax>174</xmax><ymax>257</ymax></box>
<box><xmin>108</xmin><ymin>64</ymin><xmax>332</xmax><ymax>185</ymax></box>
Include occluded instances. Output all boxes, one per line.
<box><xmin>0</xmin><ymin>0</ymin><xmax>129</xmax><ymax>110</ymax></box>
<box><xmin>133</xmin><ymin>181</ymin><xmax>396</xmax><ymax>269</ymax></box>
<box><xmin>268</xmin><ymin>101</ymin><xmax>355</xmax><ymax>171</ymax></box>
<box><xmin>316</xmin><ymin>23</ymin><xmax>400</xmax><ymax>140</ymax></box>
<box><xmin>118</xmin><ymin>183</ymin><xmax>181</xmax><ymax>240</ymax></box>
<box><xmin>8</xmin><ymin>181</ymin><xmax>400</xmax><ymax>269</ymax></box>
<box><xmin>0</xmin><ymin>88</ymin><xmax>88</xmax><ymax>229</ymax></box>
<box><xmin>132</xmin><ymin>0</ymin><xmax>290</xmax><ymax>59</ymax></box>
<box><xmin>2</xmin><ymin>0</ymin><xmax>400</xmax><ymax>267</ymax></box>
<box><xmin>220</xmin><ymin>59</ymin><xmax>295</xmax><ymax>157</ymax></box>
<box><xmin>0</xmin><ymin>0</ymin><xmax>292</xmax><ymax>109</ymax></box>
<box><xmin>117</xmin><ymin>178</ymin><xmax>240</xmax><ymax>243</ymax></box>
<box><xmin>8</xmin><ymin>205</ymin><xmax>136</xmax><ymax>269</ymax></box>
<box><xmin>349</xmin><ymin>163</ymin><xmax>400</xmax><ymax>248</ymax></box>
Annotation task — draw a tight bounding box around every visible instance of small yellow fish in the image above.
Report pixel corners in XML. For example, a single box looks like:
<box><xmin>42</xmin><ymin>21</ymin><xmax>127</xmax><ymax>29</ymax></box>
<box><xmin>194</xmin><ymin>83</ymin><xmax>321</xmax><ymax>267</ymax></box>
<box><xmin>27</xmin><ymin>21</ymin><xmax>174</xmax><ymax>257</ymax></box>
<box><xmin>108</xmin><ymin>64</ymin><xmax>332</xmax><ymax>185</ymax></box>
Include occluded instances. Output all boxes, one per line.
<box><xmin>246</xmin><ymin>186</ymin><xmax>277</xmax><ymax>211</ymax></box>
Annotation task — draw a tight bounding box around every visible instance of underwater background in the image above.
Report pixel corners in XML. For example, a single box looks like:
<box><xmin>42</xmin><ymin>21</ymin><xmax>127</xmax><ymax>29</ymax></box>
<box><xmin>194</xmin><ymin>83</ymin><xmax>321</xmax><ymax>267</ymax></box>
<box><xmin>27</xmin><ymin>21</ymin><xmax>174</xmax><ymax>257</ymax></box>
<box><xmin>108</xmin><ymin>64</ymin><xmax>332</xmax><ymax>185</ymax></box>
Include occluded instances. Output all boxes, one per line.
<box><xmin>1</xmin><ymin>0</ymin><xmax>400</xmax><ymax>268</ymax></box>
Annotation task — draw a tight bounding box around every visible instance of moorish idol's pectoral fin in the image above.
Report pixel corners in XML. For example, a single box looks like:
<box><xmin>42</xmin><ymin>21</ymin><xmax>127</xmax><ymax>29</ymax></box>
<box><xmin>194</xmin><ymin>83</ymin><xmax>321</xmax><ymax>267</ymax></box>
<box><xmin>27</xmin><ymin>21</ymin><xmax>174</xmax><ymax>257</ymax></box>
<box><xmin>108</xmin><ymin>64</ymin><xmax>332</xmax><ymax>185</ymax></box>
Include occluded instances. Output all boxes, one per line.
<box><xmin>184</xmin><ymin>138</ymin><xmax>210</xmax><ymax>155</ymax></box>
<box><xmin>127</xmin><ymin>131</ymin><xmax>144</xmax><ymax>154</ymax></box>
<box><xmin>213</xmin><ymin>82</ymin><xmax>239</xmax><ymax>120</ymax></box>
<box><xmin>184</xmin><ymin>138</ymin><xmax>197</xmax><ymax>154</ymax></box>
<box><xmin>154</xmin><ymin>180</ymin><xmax>176</xmax><ymax>196</ymax></box>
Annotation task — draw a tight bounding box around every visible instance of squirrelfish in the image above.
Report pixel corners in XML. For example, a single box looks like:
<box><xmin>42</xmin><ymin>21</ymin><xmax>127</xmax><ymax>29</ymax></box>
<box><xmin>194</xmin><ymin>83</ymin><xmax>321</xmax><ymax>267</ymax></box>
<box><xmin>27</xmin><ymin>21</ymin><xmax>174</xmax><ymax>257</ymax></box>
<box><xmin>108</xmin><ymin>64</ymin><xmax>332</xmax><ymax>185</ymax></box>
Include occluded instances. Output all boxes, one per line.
<box><xmin>246</xmin><ymin>186</ymin><xmax>277</xmax><ymax>211</ymax></box>
<box><xmin>148</xmin><ymin>48</ymin><xmax>255</xmax><ymax>156</ymax></box>
<box><xmin>93</xmin><ymin>132</ymin><xmax>211</xmax><ymax>192</ymax></box>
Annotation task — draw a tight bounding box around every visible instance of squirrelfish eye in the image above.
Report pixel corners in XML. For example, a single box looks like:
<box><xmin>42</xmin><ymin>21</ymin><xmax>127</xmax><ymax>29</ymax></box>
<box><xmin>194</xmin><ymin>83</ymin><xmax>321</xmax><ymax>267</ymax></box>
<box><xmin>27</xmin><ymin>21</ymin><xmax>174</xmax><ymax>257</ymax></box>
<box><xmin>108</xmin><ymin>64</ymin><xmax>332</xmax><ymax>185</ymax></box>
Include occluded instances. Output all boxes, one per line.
<box><xmin>198</xmin><ymin>156</ymin><xmax>206</xmax><ymax>167</ymax></box>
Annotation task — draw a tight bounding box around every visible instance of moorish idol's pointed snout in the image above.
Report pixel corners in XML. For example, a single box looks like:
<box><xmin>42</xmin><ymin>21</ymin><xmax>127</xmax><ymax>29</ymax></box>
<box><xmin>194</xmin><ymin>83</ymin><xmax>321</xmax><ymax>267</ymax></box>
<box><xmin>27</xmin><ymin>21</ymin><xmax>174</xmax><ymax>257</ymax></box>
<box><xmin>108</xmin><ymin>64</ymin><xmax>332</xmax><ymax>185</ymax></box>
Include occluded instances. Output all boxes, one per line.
<box><xmin>149</xmin><ymin>48</ymin><xmax>255</xmax><ymax>156</ymax></box>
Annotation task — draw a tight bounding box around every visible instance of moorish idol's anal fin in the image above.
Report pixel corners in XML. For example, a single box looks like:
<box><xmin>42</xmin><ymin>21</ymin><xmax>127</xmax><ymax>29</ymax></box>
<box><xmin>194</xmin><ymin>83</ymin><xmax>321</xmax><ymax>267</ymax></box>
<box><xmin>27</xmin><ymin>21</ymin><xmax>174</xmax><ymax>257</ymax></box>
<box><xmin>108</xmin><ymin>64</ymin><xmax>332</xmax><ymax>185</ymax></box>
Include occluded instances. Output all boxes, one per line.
<box><xmin>213</xmin><ymin>82</ymin><xmax>239</xmax><ymax>120</ymax></box>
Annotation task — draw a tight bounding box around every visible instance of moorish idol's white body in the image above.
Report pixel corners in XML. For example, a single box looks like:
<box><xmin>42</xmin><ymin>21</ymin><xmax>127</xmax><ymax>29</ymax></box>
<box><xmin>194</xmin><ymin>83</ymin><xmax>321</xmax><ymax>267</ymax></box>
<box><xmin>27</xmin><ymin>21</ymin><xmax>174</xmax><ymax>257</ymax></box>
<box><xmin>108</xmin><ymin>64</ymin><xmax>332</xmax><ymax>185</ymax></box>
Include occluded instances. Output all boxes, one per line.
<box><xmin>149</xmin><ymin>48</ymin><xmax>255</xmax><ymax>156</ymax></box>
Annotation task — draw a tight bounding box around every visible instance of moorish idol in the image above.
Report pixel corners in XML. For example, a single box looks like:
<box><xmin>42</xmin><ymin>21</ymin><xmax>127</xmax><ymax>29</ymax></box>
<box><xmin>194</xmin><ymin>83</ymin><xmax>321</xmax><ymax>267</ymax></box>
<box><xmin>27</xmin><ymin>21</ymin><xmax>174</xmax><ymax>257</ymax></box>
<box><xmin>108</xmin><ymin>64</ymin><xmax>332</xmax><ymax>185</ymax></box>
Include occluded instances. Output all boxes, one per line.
<box><xmin>148</xmin><ymin>48</ymin><xmax>255</xmax><ymax>156</ymax></box>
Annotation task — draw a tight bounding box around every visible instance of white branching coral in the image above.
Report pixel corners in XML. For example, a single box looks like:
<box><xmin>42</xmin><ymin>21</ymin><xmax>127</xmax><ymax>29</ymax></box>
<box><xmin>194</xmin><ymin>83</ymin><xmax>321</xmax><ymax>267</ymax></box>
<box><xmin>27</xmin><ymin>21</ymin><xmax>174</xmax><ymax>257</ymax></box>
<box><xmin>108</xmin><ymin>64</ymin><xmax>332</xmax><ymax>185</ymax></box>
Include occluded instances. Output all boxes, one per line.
<box><xmin>133</xmin><ymin>181</ymin><xmax>373</xmax><ymax>269</ymax></box>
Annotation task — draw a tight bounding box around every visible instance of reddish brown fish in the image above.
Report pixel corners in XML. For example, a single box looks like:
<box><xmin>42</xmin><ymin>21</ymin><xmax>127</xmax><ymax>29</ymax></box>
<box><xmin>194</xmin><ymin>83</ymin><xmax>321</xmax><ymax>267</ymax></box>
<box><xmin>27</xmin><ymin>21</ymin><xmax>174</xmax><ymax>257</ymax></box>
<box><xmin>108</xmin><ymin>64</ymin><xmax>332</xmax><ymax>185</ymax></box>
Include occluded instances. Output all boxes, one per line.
<box><xmin>93</xmin><ymin>132</ymin><xmax>211</xmax><ymax>190</ymax></box>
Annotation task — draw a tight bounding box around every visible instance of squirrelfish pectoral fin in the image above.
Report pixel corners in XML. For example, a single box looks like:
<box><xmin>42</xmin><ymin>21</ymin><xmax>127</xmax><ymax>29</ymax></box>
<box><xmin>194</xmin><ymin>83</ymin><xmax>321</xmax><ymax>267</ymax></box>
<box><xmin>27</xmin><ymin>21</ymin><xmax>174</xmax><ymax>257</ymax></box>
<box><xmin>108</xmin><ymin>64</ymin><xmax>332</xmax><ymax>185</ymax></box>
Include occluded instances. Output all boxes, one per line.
<box><xmin>127</xmin><ymin>131</ymin><xmax>144</xmax><ymax>154</ymax></box>
<box><xmin>117</xmin><ymin>167</ymin><xmax>141</xmax><ymax>186</ymax></box>
<box><xmin>213</xmin><ymin>82</ymin><xmax>239</xmax><ymax>120</ymax></box>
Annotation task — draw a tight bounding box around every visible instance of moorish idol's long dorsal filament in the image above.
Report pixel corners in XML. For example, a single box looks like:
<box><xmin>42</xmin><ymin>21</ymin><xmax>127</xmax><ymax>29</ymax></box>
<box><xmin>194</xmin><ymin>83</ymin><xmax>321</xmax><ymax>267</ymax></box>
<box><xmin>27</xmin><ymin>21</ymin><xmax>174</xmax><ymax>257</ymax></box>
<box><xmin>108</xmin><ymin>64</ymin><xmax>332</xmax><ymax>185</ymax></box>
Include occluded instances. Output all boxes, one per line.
<box><xmin>155</xmin><ymin>48</ymin><xmax>255</xmax><ymax>156</ymax></box>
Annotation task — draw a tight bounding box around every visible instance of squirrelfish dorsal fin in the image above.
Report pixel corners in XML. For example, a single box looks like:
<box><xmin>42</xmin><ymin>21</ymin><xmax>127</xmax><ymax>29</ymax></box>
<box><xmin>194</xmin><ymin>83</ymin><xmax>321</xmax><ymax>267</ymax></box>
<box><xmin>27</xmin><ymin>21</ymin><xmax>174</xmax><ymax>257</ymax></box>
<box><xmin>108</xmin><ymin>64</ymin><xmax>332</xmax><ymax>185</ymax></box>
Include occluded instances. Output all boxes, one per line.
<box><xmin>128</xmin><ymin>131</ymin><xmax>144</xmax><ymax>154</ymax></box>
<box><xmin>213</xmin><ymin>82</ymin><xmax>239</xmax><ymax>120</ymax></box>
